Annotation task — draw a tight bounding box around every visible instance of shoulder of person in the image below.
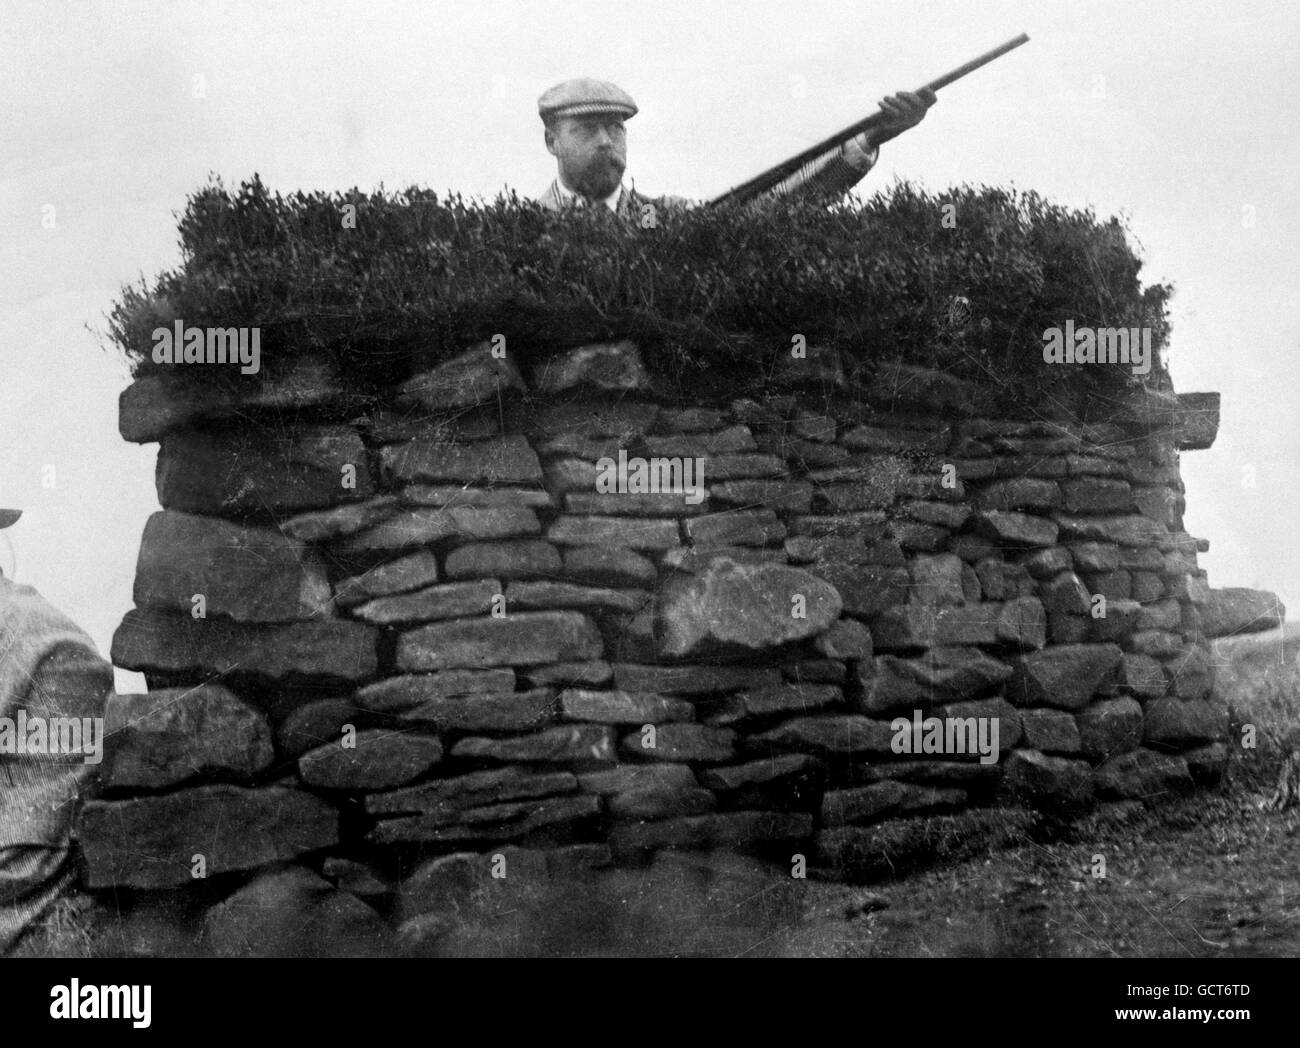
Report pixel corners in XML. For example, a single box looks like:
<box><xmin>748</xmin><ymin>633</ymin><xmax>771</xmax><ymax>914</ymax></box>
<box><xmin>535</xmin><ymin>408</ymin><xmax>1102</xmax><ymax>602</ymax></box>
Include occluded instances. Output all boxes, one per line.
<box><xmin>0</xmin><ymin>577</ymin><xmax>109</xmax><ymax>686</ymax></box>
<box><xmin>0</xmin><ymin>577</ymin><xmax>87</xmax><ymax>641</ymax></box>
<box><xmin>627</xmin><ymin>190</ymin><xmax>694</xmax><ymax>212</ymax></box>
<box><xmin>656</xmin><ymin>194</ymin><xmax>694</xmax><ymax>211</ymax></box>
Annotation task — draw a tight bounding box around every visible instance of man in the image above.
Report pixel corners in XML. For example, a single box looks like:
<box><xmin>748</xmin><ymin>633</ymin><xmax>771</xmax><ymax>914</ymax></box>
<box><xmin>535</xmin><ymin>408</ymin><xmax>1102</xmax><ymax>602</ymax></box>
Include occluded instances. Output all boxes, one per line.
<box><xmin>0</xmin><ymin>506</ymin><xmax>113</xmax><ymax>955</ymax></box>
<box><xmin>536</xmin><ymin>76</ymin><xmax>936</xmax><ymax>214</ymax></box>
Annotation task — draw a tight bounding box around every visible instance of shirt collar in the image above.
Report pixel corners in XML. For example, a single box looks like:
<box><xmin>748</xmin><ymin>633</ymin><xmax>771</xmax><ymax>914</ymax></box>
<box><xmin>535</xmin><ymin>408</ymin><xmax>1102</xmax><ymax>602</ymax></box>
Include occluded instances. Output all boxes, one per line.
<box><xmin>554</xmin><ymin>176</ymin><xmax>624</xmax><ymax>212</ymax></box>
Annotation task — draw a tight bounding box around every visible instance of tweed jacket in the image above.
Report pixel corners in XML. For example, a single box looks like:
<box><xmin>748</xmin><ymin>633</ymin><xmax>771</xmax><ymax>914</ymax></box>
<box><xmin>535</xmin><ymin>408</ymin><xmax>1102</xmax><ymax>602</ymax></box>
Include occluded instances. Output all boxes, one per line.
<box><xmin>0</xmin><ymin>575</ymin><xmax>112</xmax><ymax>952</ymax></box>
<box><xmin>537</xmin><ymin>134</ymin><xmax>880</xmax><ymax>212</ymax></box>
<box><xmin>0</xmin><ymin>575</ymin><xmax>112</xmax><ymax>848</ymax></box>
<box><xmin>536</xmin><ymin>180</ymin><xmax>689</xmax><ymax>217</ymax></box>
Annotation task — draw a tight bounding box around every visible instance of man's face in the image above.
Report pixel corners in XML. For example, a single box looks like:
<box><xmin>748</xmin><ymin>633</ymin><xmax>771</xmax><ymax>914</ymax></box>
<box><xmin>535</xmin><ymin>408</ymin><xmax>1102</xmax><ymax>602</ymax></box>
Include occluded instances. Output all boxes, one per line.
<box><xmin>545</xmin><ymin>114</ymin><xmax>627</xmax><ymax>199</ymax></box>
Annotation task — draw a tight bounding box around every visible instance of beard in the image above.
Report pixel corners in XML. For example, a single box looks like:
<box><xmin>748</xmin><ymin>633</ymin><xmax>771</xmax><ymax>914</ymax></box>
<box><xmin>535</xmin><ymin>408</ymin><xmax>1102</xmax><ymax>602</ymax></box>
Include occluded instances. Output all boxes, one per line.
<box><xmin>569</xmin><ymin>153</ymin><xmax>625</xmax><ymax>199</ymax></box>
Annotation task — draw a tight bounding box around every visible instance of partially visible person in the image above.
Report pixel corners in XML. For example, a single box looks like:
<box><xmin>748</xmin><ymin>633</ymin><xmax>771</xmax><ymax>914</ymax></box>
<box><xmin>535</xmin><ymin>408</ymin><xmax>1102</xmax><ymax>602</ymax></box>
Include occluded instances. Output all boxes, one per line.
<box><xmin>534</xmin><ymin>76</ymin><xmax>935</xmax><ymax>214</ymax></box>
<box><xmin>0</xmin><ymin>505</ymin><xmax>113</xmax><ymax>955</ymax></box>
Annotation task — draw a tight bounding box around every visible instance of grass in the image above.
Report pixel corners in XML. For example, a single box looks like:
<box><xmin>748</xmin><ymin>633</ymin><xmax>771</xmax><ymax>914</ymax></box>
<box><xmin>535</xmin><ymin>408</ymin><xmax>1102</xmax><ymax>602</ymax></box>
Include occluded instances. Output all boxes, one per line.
<box><xmin>1213</xmin><ymin>623</ymin><xmax>1300</xmax><ymax>800</ymax></box>
<box><xmin>10</xmin><ymin>895</ymin><xmax>97</xmax><ymax>959</ymax></box>
<box><xmin>105</xmin><ymin>175</ymin><xmax>1173</xmax><ymax>414</ymax></box>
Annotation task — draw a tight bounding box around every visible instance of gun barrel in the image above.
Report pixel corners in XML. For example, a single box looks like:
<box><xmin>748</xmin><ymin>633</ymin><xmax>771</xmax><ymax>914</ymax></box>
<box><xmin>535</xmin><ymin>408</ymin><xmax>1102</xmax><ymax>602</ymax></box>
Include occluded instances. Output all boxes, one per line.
<box><xmin>708</xmin><ymin>32</ymin><xmax>1031</xmax><ymax>207</ymax></box>
<box><xmin>923</xmin><ymin>33</ymin><xmax>1030</xmax><ymax>93</ymax></box>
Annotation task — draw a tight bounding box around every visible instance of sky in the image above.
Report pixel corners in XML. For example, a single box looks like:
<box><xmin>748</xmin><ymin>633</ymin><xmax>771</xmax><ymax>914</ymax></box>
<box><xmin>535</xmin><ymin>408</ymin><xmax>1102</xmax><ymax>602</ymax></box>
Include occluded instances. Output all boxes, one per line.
<box><xmin>1</xmin><ymin>0</ymin><xmax>1297</xmax><ymax>686</ymax></box>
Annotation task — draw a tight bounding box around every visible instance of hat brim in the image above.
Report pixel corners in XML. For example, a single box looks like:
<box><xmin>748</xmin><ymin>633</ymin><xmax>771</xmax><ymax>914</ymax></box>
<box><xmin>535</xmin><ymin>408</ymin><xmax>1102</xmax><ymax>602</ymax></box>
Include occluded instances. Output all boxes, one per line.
<box><xmin>543</xmin><ymin>104</ymin><xmax>637</xmax><ymax>121</ymax></box>
<box><xmin>0</xmin><ymin>509</ymin><xmax>22</xmax><ymax>529</ymax></box>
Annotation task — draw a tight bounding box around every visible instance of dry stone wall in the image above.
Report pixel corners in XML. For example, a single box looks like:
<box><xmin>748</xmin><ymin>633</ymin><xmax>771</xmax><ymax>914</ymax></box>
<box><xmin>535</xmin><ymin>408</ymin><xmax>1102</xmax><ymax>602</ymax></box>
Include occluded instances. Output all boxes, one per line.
<box><xmin>82</xmin><ymin>338</ymin><xmax>1283</xmax><ymax>954</ymax></box>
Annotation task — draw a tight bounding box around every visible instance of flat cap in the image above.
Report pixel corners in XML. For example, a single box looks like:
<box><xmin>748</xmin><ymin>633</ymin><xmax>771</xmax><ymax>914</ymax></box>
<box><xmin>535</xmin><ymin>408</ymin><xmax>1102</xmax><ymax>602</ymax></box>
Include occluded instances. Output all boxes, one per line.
<box><xmin>538</xmin><ymin>78</ymin><xmax>638</xmax><ymax>122</ymax></box>
<box><xmin>0</xmin><ymin>509</ymin><xmax>21</xmax><ymax>529</ymax></box>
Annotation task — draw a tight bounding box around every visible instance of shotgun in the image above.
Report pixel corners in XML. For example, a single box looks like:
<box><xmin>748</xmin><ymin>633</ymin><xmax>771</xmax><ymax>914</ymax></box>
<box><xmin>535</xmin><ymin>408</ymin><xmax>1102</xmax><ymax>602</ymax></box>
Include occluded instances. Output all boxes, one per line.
<box><xmin>708</xmin><ymin>33</ymin><xmax>1030</xmax><ymax>207</ymax></box>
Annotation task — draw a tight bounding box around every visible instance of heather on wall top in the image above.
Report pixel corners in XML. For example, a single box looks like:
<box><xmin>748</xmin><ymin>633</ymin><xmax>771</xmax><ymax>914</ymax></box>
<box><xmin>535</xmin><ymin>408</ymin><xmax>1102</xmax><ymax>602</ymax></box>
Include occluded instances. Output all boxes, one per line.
<box><xmin>107</xmin><ymin>174</ymin><xmax>1171</xmax><ymax>410</ymax></box>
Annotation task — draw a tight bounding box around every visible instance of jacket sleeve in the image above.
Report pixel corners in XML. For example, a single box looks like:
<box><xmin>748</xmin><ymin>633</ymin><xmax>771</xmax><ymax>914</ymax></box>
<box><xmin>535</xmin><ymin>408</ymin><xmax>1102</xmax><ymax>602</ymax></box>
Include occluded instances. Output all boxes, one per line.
<box><xmin>761</xmin><ymin>132</ymin><xmax>879</xmax><ymax>206</ymax></box>
<box><xmin>0</xmin><ymin>580</ymin><xmax>113</xmax><ymax>848</ymax></box>
<box><xmin>0</xmin><ymin>844</ymin><xmax>78</xmax><ymax>955</ymax></box>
